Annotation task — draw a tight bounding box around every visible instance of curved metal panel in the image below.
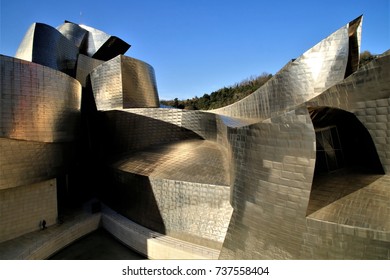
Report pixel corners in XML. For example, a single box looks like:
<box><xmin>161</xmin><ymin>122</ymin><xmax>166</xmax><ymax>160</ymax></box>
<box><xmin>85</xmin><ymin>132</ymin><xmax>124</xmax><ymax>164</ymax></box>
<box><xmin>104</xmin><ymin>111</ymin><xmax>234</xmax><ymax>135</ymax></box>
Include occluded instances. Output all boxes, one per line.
<box><xmin>75</xmin><ymin>54</ymin><xmax>104</xmax><ymax>87</ymax></box>
<box><xmin>307</xmin><ymin>52</ymin><xmax>390</xmax><ymax>173</ymax></box>
<box><xmin>57</xmin><ymin>21</ymin><xmax>88</xmax><ymax>50</ymax></box>
<box><xmin>91</xmin><ymin>55</ymin><xmax>159</xmax><ymax>110</ymax></box>
<box><xmin>123</xmin><ymin>108</ymin><xmax>218</xmax><ymax>141</ymax></box>
<box><xmin>211</xmin><ymin>17</ymin><xmax>360</xmax><ymax>120</ymax></box>
<box><xmin>15</xmin><ymin>23</ymin><xmax>79</xmax><ymax>76</ymax></box>
<box><xmin>79</xmin><ymin>24</ymin><xmax>130</xmax><ymax>60</ymax></box>
<box><xmin>0</xmin><ymin>55</ymin><xmax>82</xmax><ymax>142</ymax></box>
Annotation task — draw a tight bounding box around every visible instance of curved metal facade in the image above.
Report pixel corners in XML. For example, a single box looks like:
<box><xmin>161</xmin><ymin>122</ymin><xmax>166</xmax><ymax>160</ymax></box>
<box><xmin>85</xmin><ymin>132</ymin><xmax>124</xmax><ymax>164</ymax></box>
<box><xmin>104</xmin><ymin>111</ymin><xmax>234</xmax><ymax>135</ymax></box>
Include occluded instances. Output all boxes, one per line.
<box><xmin>0</xmin><ymin>55</ymin><xmax>81</xmax><ymax>143</ymax></box>
<box><xmin>211</xmin><ymin>17</ymin><xmax>362</xmax><ymax>120</ymax></box>
<box><xmin>57</xmin><ymin>21</ymin><xmax>88</xmax><ymax>49</ymax></box>
<box><xmin>15</xmin><ymin>23</ymin><xmax>79</xmax><ymax>76</ymax></box>
<box><xmin>78</xmin><ymin>24</ymin><xmax>130</xmax><ymax>60</ymax></box>
<box><xmin>91</xmin><ymin>55</ymin><xmax>159</xmax><ymax>110</ymax></box>
<box><xmin>1</xmin><ymin>16</ymin><xmax>390</xmax><ymax>259</ymax></box>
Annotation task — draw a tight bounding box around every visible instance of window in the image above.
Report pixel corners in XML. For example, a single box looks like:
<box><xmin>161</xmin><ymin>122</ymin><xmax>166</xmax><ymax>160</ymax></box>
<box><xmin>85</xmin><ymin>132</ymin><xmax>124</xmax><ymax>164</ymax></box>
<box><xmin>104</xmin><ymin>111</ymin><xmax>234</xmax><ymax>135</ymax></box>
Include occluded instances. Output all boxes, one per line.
<box><xmin>315</xmin><ymin>126</ymin><xmax>344</xmax><ymax>173</ymax></box>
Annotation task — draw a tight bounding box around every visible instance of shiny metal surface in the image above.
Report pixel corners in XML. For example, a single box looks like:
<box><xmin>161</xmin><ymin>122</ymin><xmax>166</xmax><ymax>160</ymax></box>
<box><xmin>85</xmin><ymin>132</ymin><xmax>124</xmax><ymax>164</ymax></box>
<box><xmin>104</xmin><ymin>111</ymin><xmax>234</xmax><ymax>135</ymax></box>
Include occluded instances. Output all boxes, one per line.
<box><xmin>307</xmin><ymin>53</ymin><xmax>390</xmax><ymax>173</ymax></box>
<box><xmin>79</xmin><ymin>24</ymin><xmax>130</xmax><ymax>60</ymax></box>
<box><xmin>0</xmin><ymin>55</ymin><xmax>81</xmax><ymax>142</ymax></box>
<box><xmin>1</xmin><ymin>17</ymin><xmax>389</xmax><ymax>259</ymax></box>
<box><xmin>211</xmin><ymin>17</ymin><xmax>362</xmax><ymax>120</ymax></box>
<box><xmin>75</xmin><ymin>54</ymin><xmax>104</xmax><ymax>87</ymax></box>
<box><xmin>57</xmin><ymin>21</ymin><xmax>88</xmax><ymax>50</ymax></box>
<box><xmin>91</xmin><ymin>55</ymin><xmax>159</xmax><ymax>110</ymax></box>
<box><xmin>0</xmin><ymin>138</ymin><xmax>71</xmax><ymax>190</ymax></box>
<box><xmin>216</xmin><ymin>16</ymin><xmax>390</xmax><ymax>259</ymax></box>
<box><xmin>57</xmin><ymin>21</ymin><xmax>88</xmax><ymax>49</ymax></box>
<box><xmin>15</xmin><ymin>23</ymin><xmax>79</xmax><ymax>76</ymax></box>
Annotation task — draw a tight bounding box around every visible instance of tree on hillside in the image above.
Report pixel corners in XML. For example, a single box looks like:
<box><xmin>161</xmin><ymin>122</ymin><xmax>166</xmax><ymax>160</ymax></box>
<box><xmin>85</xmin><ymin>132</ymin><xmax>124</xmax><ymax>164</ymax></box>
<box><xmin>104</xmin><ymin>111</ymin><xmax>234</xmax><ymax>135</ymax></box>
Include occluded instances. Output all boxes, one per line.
<box><xmin>160</xmin><ymin>73</ymin><xmax>273</xmax><ymax>110</ymax></box>
<box><xmin>359</xmin><ymin>51</ymin><xmax>376</xmax><ymax>67</ymax></box>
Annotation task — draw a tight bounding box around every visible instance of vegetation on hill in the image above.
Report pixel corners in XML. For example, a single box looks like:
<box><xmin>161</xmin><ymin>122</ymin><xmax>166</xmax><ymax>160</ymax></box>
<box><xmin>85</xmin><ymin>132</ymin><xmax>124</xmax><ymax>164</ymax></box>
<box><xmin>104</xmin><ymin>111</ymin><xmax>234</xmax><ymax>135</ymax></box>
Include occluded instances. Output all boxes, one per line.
<box><xmin>161</xmin><ymin>51</ymin><xmax>377</xmax><ymax>110</ymax></box>
<box><xmin>359</xmin><ymin>50</ymin><xmax>377</xmax><ymax>67</ymax></box>
<box><xmin>160</xmin><ymin>73</ymin><xmax>272</xmax><ymax>110</ymax></box>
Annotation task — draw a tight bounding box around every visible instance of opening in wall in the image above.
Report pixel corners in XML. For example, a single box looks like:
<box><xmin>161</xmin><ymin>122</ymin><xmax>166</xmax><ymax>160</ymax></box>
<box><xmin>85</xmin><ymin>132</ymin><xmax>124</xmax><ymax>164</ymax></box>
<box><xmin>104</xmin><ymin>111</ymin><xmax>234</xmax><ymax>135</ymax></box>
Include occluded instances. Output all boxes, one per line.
<box><xmin>309</xmin><ymin>106</ymin><xmax>384</xmax><ymax>175</ymax></box>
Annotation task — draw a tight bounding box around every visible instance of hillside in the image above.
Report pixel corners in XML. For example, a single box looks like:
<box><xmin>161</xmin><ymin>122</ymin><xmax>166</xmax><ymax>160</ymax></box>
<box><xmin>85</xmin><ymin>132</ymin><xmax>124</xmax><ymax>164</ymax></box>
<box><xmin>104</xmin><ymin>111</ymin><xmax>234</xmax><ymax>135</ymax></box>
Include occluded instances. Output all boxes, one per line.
<box><xmin>160</xmin><ymin>73</ymin><xmax>272</xmax><ymax>110</ymax></box>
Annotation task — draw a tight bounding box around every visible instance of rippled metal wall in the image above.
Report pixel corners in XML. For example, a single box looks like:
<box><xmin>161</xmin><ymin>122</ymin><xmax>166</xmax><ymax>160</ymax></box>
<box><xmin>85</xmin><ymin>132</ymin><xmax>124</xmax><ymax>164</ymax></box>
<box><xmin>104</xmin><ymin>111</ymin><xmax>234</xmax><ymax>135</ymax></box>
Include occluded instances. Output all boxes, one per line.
<box><xmin>124</xmin><ymin>108</ymin><xmax>218</xmax><ymax>141</ymax></box>
<box><xmin>57</xmin><ymin>21</ymin><xmax>88</xmax><ymax>50</ymax></box>
<box><xmin>78</xmin><ymin>24</ymin><xmax>130</xmax><ymax>61</ymax></box>
<box><xmin>15</xmin><ymin>23</ymin><xmax>79</xmax><ymax>76</ymax></box>
<box><xmin>75</xmin><ymin>54</ymin><xmax>104</xmax><ymax>87</ymax></box>
<box><xmin>216</xmin><ymin>16</ymin><xmax>390</xmax><ymax>259</ymax></box>
<box><xmin>307</xmin><ymin>53</ymin><xmax>390</xmax><ymax>173</ymax></box>
<box><xmin>91</xmin><ymin>55</ymin><xmax>159</xmax><ymax>110</ymax></box>
<box><xmin>0</xmin><ymin>55</ymin><xmax>81</xmax><ymax>143</ymax></box>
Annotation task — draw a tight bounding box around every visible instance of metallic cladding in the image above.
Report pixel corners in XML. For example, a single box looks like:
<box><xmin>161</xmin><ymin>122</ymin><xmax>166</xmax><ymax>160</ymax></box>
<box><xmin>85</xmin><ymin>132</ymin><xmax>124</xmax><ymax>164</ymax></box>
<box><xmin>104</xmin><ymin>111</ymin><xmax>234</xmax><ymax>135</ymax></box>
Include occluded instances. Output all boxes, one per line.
<box><xmin>78</xmin><ymin>24</ymin><xmax>130</xmax><ymax>60</ymax></box>
<box><xmin>91</xmin><ymin>55</ymin><xmax>159</xmax><ymax>110</ymax></box>
<box><xmin>15</xmin><ymin>23</ymin><xmax>79</xmax><ymax>76</ymax></box>
<box><xmin>1</xmin><ymin>16</ymin><xmax>390</xmax><ymax>259</ymax></box>
<box><xmin>0</xmin><ymin>55</ymin><xmax>82</xmax><ymax>143</ymax></box>
<box><xmin>211</xmin><ymin>18</ymin><xmax>359</xmax><ymax>120</ymax></box>
<box><xmin>57</xmin><ymin>21</ymin><xmax>88</xmax><ymax>50</ymax></box>
<box><xmin>0</xmin><ymin>138</ymin><xmax>71</xmax><ymax>190</ymax></box>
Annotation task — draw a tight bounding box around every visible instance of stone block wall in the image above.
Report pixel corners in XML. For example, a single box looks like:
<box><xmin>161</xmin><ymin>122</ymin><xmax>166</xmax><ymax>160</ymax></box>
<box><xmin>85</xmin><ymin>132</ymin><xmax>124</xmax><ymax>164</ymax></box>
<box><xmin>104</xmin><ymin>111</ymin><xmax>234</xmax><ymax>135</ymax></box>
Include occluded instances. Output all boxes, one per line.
<box><xmin>0</xmin><ymin>179</ymin><xmax>57</xmax><ymax>243</ymax></box>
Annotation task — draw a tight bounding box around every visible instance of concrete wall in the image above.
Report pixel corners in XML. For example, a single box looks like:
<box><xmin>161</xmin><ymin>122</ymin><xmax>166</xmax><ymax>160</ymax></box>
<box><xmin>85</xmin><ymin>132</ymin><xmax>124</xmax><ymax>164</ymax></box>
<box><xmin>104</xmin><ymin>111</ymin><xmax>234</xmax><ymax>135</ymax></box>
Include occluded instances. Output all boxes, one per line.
<box><xmin>101</xmin><ymin>205</ymin><xmax>219</xmax><ymax>259</ymax></box>
<box><xmin>0</xmin><ymin>179</ymin><xmax>57</xmax><ymax>243</ymax></box>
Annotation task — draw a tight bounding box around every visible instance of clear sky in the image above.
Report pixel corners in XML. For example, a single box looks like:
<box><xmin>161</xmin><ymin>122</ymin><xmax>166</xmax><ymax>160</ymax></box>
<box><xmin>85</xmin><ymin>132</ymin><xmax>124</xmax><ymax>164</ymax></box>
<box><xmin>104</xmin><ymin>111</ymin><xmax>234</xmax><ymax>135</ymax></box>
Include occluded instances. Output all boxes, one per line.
<box><xmin>1</xmin><ymin>0</ymin><xmax>389</xmax><ymax>100</ymax></box>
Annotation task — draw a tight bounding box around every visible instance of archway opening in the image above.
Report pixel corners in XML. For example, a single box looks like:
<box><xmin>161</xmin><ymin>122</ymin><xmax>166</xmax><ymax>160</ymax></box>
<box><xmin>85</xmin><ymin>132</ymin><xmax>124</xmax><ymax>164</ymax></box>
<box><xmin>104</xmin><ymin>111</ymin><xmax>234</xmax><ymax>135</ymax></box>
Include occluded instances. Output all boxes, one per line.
<box><xmin>307</xmin><ymin>106</ymin><xmax>385</xmax><ymax>216</ymax></box>
<box><xmin>309</xmin><ymin>106</ymin><xmax>384</xmax><ymax>175</ymax></box>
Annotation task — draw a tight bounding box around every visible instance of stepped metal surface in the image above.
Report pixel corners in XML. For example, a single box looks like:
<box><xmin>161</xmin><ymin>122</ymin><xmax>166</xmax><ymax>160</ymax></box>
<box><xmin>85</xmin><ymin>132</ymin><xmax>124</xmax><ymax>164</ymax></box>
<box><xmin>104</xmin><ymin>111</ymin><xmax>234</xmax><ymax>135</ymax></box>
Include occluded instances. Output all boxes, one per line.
<box><xmin>113</xmin><ymin>139</ymin><xmax>230</xmax><ymax>186</ymax></box>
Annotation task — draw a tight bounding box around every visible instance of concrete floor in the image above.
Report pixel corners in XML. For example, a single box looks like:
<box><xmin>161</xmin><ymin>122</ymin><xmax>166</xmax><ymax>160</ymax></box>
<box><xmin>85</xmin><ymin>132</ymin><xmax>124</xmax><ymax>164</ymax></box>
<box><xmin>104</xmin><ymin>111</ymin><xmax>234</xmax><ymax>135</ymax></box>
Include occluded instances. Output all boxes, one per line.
<box><xmin>49</xmin><ymin>228</ymin><xmax>145</xmax><ymax>260</ymax></box>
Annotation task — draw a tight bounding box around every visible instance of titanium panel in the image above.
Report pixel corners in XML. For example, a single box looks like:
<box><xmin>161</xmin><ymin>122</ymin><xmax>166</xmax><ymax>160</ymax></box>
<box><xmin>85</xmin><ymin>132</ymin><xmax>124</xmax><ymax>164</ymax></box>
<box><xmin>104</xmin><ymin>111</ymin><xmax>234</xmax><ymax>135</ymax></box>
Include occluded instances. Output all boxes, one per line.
<box><xmin>91</xmin><ymin>55</ymin><xmax>159</xmax><ymax>110</ymax></box>
<box><xmin>57</xmin><ymin>21</ymin><xmax>88</xmax><ymax>50</ymax></box>
<box><xmin>216</xmin><ymin>16</ymin><xmax>390</xmax><ymax>259</ymax></box>
<box><xmin>0</xmin><ymin>138</ymin><xmax>70</xmax><ymax>190</ymax></box>
<box><xmin>0</xmin><ymin>55</ymin><xmax>82</xmax><ymax>143</ymax></box>
<box><xmin>75</xmin><ymin>54</ymin><xmax>104</xmax><ymax>87</ymax></box>
<box><xmin>306</xmin><ymin>53</ymin><xmax>390</xmax><ymax>172</ymax></box>
<box><xmin>211</xmin><ymin>17</ymin><xmax>361</xmax><ymax>120</ymax></box>
<box><xmin>124</xmin><ymin>108</ymin><xmax>218</xmax><ymax>141</ymax></box>
<box><xmin>15</xmin><ymin>23</ymin><xmax>79</xmax><ymax>76</ymax></box>
<box><xmin>113</xmin><ymin>139</ymin><xmax>230</xmax><ymax>186</ymax></box>
<box><xmin>219</xmin><ymin>108</ymin><xmax>316</xmax><ymax>259</ymax></box>
<box><xmin>79</xmin><ymin>24</ymin><xmax>130</xmax><ymax>60</ymax></box>
<box><xmin>96</xmin><ymin>110</ymin><xmax>203</xmax><ymax>156</ymax></box>
<box><xmin>2</xmin><ymin>17</ymin><xmax>389</xmax><ymax>259</ymax></box>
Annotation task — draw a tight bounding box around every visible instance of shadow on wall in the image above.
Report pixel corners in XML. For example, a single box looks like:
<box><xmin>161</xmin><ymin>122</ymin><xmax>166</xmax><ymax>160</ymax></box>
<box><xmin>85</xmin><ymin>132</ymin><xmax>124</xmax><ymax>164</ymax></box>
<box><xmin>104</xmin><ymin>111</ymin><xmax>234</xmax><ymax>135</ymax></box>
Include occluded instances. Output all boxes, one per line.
<box><xmin>220</xmin><ymin>108</ymin><xmax>316</xmax><ymax>259</ymax></box>
<box><xmin>309</xmin><ymin>106</ymin><xmax>384</xmax><ymax>175</ymax></box>
<box><xmin>102</xmin><ymin>170</ymin><xmax>166</xmax><ymax>235</ymax></box>
<box><xmin>307</xmin><ymin>106</ymin><xmax>385</xmax><ymax>215</ymax></box>
<box><xmin>95</xmin><ymin>110</ymin><xmax>204</xmax><ymax>161</ymax></box>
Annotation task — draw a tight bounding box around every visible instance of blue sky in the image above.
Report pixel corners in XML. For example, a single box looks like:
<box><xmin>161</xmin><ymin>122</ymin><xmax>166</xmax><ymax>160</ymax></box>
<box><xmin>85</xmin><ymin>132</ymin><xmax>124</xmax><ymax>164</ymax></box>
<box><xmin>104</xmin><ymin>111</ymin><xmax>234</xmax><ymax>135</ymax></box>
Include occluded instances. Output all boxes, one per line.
<box><xmin>1</xmin><ymin>0</ymin><xmax>389</xmax><ymax>100</ymax></box>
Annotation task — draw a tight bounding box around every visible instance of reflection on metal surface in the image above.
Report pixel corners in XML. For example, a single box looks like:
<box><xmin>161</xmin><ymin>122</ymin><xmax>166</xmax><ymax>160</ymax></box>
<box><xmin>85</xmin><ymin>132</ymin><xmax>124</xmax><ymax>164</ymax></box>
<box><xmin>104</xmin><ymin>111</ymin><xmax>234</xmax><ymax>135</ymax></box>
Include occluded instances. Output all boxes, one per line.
<box><xmin>78</xmin><ymin>24</ymin><xmax>131</xmax><ymax>60</ymax></box>
<box><xmin>1</xmin><ymin>16</ymin><xmax>390</xmax><ymax>259</ymax></box>
<box><xmin>91</xmin><ymin>55</ymin><xmax>159</xmax><ymax>110</ymax></box>
<box><xmin>211</xmin><ymin>17</ymin><xmax>362</xmax><ymax>120</ymax></box>
<box><xmin>0</xmin><ymin>55</ymin><xmax>81</xmax><ymax>143</ymax></box>
<box><xmin>15</xmin><ymin>23</ymin><xmax>79</xmax><ymax>76</ymax></box>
